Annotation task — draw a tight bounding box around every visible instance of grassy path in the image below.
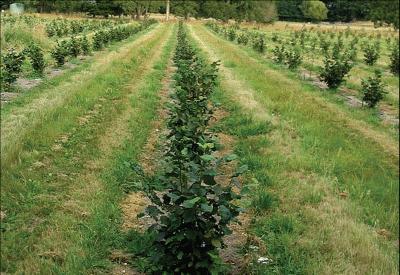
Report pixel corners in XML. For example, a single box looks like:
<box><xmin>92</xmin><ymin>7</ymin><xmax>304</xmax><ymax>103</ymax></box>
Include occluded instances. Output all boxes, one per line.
<box><xmin>189</xmin><ymin>23</ymin><xmax>398</xmax><ymax>274</ymax></box>
<box><xmin>1</xmin><ymin>22</ymin><xmax>176</xmax><ymax>274</ymax></box>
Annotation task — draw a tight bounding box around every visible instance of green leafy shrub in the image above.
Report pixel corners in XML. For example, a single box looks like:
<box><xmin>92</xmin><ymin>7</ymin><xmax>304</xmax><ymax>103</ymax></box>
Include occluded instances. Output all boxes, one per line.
<box><xmin>80</xmin><ymin>35</ymin><xmax>91</xmax><ymax>55</ymax></box>
<box><xmin>320</xmin><ymin>53</ymin><xmax>353</xmax><ymax>88</ymax></box>
<box><xmin>45</xmin><ymin>21</ymin><xmax>56</xmax><ymax>37</ymax></box>
<box><xmin>350</xmin><ymin>37</ymin><xmax>359</xmax><ymax>48</ymax></box>
<box><xmin>389</xmin><ymin>44</ymin><xmax>399</xmax><ymax>75</ymax></box>
<box><xmin>0</xmin><ymin>48</ymin><xmax>25</xmax><ymax>90</ymax></box>
<box><xmin>347</xmin><ymin>46</ymin><xmax>358</xmax><ymax>62</ymax></box>
<box><xmin>331</xmin><ymin>41</ymin><xmax>342</xmax><ymax>59</ymax></box>
<box><xmin>271</xmin><ymin>32</ymin><xmax>279</xmax><ymax>42</ymax></box>
<box><xmin>237</xmin><ymin>32</ymin><xmax>249</xmax><ymax>45</ymax></box>
<box><xmin>51</xmin><ymin>40</ymin><xmax>68</xmax><ymax>66</ymax></box>
<box><xmin>67</xmin><ymin>36</ymin><xmax>81</xmax><ymax>57</ymax></box>
<box><xmin>25</xmin><ymin>43</ymin><xmax>45</xmax><ymax>74</ymax></box>
<box><xmin>319</xmin><ymin>38</ymin><xmax>329</xmax><ymax>54</ymax></box>
<box><xmin>227</xmin><ymin>28</ymin><xmax>236</xmax><ymax>41</ymax></box>
<box><xmin>285</xmin><ymin>47</ymin><xmax>302</xmax><ymax>69</ymax></box>
<box><xmin>363</xmin><ymin>43</ymin><xmax>380</xmax><ymax>65</ymax></box>
<box><xmin>361</xmin><ymin>70</ymin><xmax>386</xmax><ymax>108</ymax></box>
<box><xmin>251</xmin><ymin>34</ymin><xmax>265</xmax><ymax>53</ymax></box>
<box><xmin>273</xmin><ymin>45</ymin><xmax>286</xmax><ymax>64</ymax></box>
<box><xmin>92</xmin><ymin>31</ymin><xmax>104</xmax><ymax>50</ymax></box>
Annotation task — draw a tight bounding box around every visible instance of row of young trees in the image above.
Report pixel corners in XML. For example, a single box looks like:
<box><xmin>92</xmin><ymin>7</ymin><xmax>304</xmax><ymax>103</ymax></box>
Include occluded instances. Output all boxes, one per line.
<box><xmin>135</xmin><ymin>22</ymin><xmax>245</xmax><ymax>273</ymax></box>
<box><xmin>0</xmin><ymin>19</ymin><xmax>157</xmax><ymax>91</ymax></box>
<box><xmin>206</xmin><ymin>22</ymin><xmax>399</xmax><ymax>108</ymax></box>
<box><xmin>45</xmin><ymin>17</ymin><xmax>128</xmax><ymax>37</ymax></box>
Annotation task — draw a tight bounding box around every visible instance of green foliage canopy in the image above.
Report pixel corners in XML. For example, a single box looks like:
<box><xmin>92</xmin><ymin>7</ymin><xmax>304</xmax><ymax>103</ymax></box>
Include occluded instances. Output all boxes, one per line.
<box><xmin>300</xmin><ymin>0</ymin><xmax>328</xmax><ymax>21</ymax></box>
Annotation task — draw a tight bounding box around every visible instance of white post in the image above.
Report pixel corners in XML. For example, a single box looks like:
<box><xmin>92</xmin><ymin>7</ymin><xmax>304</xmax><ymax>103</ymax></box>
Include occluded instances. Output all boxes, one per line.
<box><xmin>166</xmin><ymin>0</ymin><xmax>170</xmax><ymax>21</ymax></box>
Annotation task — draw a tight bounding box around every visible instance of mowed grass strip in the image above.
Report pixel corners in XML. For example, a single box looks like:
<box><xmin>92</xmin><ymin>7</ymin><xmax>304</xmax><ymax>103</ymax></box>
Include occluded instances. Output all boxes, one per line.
<box><xmin>0</xmin><ymin>23</ymin><xmax>174</xmax><ymax>274</ymax></box>
<box><xmin>189</xmin><ymin>23</ymin><xmax>398</xmax><ymax>274</ymax></box>
<box><xmin>1</xmin><ymin>23</ymin><xmax>159</xmax><ymax>170</ymax></box>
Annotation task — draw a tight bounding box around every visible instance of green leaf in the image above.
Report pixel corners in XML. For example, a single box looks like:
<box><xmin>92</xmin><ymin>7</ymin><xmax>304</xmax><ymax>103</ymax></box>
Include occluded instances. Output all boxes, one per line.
<box><xmin>225</xmin><ymin>154</ymin><xmax>238</xmax><ymax>162</ymax></box>
<box><xmin>167</xmin><ymin>192</ymin><xmax>180</xmax><ymax>202</ymax></box>
<box><xmin>181</xmin><ymin>147</ymin><xmax>188</xmax><ymax>156</ymax></box>
<box><xmin>201</xmin><ymin>203</ymin><xmax>213</xmax><ymax>213</ymax></box>
<box><xmin>200</xmin><ymin>154</ymin><xmax>214</xmax><ymax>161</ymax></box>
<box><xmin>177</xmin><ymin>251</ymin><xmax>184</xmax><ymax>260</ymax></box>
<box><xmin>182</xmin><ymin>197</ymin><xmax>201</xmax><ymax>208</ymax></box>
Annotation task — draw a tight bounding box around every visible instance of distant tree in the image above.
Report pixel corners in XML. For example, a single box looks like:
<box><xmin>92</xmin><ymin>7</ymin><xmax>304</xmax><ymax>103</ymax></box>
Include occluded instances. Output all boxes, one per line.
<box><xmin>300</xmin><ymin>0</ymin><xmax>328</xmax><ymax>21</ymax></box>
<box><xmin>277</xmin><ymin>0</ymin><xmax>304</xmax><ymax>21</ymax></box>
<box><xmin>369</xmin><ymin>0</ymin><xmax>399</xmax><ymax>29</ymax></box>
<box><xmin>116</xmin><ymin>1</ymin><xmax>151</xmax><ymax>19</ymax></box>
<box><xmin>198</xmin><ymin>0</ymin><xmax>235</xmax><ymax>21</ymax></box>
<box><xmin>85</xmin><ymin>0</ymin><xmax>122</xmax><ymax>18</ymax></box>
<box><xmin>171</xmin><ymin>0</ymin><xmax>198</xmax><ymax>19</ymax></box>
<box><xmin>235</xmin><ymin>1</ymin><xmax>277</xmax><ymax>23</ymax></box>
<box><xmin>323</xmin><ymin>0</ymin><xmax>368</xmax><ymax>22</ymax></box>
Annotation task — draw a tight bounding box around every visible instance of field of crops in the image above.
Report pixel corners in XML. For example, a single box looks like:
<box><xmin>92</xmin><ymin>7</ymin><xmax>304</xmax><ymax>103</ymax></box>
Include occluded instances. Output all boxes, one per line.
<box><xmin>1</xmin><ymin>13</ymin><xmax>399</xmax><ymax>274</ymax></box>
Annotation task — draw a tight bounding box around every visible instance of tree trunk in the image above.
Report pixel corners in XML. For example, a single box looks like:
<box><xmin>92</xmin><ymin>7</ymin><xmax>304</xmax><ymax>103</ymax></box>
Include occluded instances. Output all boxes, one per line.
<box><xmin>136</xmin><ymin>6</ymin><xmax>142</xmax><ymax>20</ymax></box>
<box><xmin>166</xmin><ymin>0</ymin><xmax>170</xmax><ymax>21</ymax></box>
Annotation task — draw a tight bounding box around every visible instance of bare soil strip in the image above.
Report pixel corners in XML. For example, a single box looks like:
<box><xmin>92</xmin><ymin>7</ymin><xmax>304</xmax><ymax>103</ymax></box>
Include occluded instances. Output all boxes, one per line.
<box><xmin>120</xmin><ymin>52</ymin><xmax>175</xmax><ymax>233</ymax></box>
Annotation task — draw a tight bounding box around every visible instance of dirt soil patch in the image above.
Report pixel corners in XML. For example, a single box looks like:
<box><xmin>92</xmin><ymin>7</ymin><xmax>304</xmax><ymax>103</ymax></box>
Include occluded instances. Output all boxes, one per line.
<box><xmin>1</xmin><ymin>92</ymin><xmax>20</xmax><ymax>104</ymax></box>
<box><xmin>16</xmin><ymin>78</ymin><xmax>42</xmax><ymax>90</ymax></box>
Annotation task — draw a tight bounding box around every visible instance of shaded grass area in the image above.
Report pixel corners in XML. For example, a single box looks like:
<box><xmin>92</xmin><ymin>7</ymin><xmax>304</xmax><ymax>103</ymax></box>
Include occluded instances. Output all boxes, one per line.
<box><xmin>190</xmin><ymin>23</ymin><xmax>399</xmax><ymax>274</ymax></box>
<box><xmin>0</xmin><ymin>23</ymin><xmax>175</xmax><ymax>273</ymax></box>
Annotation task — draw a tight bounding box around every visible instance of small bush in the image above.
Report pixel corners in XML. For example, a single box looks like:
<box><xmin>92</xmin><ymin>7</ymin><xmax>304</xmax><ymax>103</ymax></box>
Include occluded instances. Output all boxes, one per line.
<box><xmin>347</xmin><ymin>47</ymin><xmax>358</xmax><ymax>62</ymax></box>
<box><xmin>389</xmin><ymin>44</ymin><xmax>399</xmax><ymax>75</ymax></box>
<box><xmin>237</xmin><ymin>32</ymin><xmax>249</xmax><ymax>45</ymax></box>
<box><xmin>67</xmin><ymin>36</ymin><xmax>81</xmax><ymax>57</ymax></box>
<box><xmin>25</xmin><ymin>43</ymin><xmax>45</xmax><ymax>74</ymax></box>
<box><xmin>320</xmin><ymin>54</ymin><xmax>353</xmax><ymax>88</ymax></box>
<box><xmin>331</xmin><ymin>41</ymin><xmax>341</xmax><ymax>59</ymax></box>
<box><xmin>80</xmin><ymin>35</ymin><xmax>91</xmax><ymax>55</ymax></box>
<box><xmin>350</xmin><ymin>37</ymin><xmax>359</xmax><ymax>48</ymax></box>
<box><xmin>252</xmin><ymin>34</ymin><xmax>265</xmax><ymax>53</ymax></box>
<box><xmin>92</xmin><ymin>31</ymin><xmax>103</xmax><ymax>51</ymax></box>
<box><xmin>361</xmin><ymin>70</ymin><xmax>386</xmax><ymax>108</ymax></box>
<box><xmin>273</xmin><ymin>45</ymin><xmax>286</xmax><ymax>64</ymax></box>
<box><xmin>271</xmin><ymin>32</ymin><xmax>279</xmax><ymax>42</ymax></box>
<box><xmin>319</xmin><ymin>37</ymin><xmax>329</xmax><ymax>54</ymax></box>
<box><xmin>285</xmin><ymin>47</ymin><xmax>302</xmax><ymax>69</ymax></box>
<box><xmin>0</xmin><ymin>48</ymin><xmax>25</xmax><ymax>90</ymax></box>
<box><xmin>51</xmin><ymin>40</ymin><xmax>68</xmax><ymax>66</ymax></box>
<box><xmin>363</xmin><ymin>43</ymin><xmax>380</xmax><ymax>65</ymax></box>
<box><xmin>227</xmin><ymin>28</ymin><xmax>236</xmax><ymax>41</ymax></box>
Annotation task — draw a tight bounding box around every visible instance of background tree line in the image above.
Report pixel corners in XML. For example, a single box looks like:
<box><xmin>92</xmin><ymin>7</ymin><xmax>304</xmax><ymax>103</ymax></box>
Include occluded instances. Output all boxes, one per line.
<box><xmin>0</xmin><ymin>0</ymin><xmax>398</xmax><ymax>28</ymax></box>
